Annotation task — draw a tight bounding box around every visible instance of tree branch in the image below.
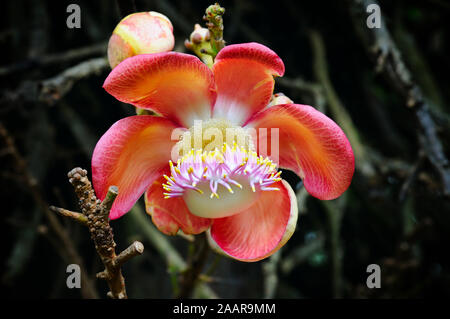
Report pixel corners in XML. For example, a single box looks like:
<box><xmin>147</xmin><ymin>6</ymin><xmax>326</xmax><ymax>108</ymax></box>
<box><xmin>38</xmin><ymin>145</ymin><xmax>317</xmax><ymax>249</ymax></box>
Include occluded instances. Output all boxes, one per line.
<box><xmin>1</xmin><ymin>57</ymin><xmax>109</xmax><ymax>107</ymax></box>
<box><xmin>52</xmin><ymin>167</ymin><xmax>144</xmax><ymax>299</ymax></box>
<box><xmin>348</xmin><ymin>0</ymin><xmax>450</xmax><ymax>196</ymax></box>
<box><xmin>0</xmin><ymin>42</ymin><xmax>107</xmax><ymax>78</ymax></box>
<box><xmin>39</xmin><ymin>57</ymin><xmax>109</xmax><ymax>105</ymax></box>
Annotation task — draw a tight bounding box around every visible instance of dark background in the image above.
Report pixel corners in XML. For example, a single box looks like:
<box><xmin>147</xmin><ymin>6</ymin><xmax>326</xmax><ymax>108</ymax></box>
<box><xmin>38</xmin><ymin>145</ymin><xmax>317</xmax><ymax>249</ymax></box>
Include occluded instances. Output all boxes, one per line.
<box><xmin>1</xmin><ymin>0</ymin><xmax>450</xmax><ymax>298</ymax></box>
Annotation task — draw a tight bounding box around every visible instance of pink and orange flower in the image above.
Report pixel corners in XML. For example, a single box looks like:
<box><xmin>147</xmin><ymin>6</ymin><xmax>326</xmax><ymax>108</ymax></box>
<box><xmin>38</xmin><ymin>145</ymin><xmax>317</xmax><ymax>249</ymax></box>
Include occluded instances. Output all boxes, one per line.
<box><xmin>93</xmin><ymin>42</ymin><xmax>354</xmax><ymax>261</ymax></box>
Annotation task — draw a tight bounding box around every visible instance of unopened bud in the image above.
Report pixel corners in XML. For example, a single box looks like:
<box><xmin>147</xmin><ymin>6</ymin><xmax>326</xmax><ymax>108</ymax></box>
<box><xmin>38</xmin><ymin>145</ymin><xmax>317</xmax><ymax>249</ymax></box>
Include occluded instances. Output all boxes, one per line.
<box><xmin>185</xmin><ymin>24</ymin><xmax>213</xmax><ymax>67</ymax></box>
<box><xmin>189</xmin><ymin>24</ymin><xmax>210</xmax><ymax>44</ymax></box>
<box><xmin>107</xmin><ymin>11</ymin><xmax>174</xmax><ymax>69</ymax></box>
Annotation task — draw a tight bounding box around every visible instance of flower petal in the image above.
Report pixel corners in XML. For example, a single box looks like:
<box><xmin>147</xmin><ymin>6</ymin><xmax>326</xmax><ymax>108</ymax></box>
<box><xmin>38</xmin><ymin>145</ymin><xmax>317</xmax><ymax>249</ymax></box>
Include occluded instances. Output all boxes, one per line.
<box><xmin>245</xmin><ymin>104</ymin><xmax>355</xmax><ymax>200</ymax></box>
<box><xmin>92</xmin><ymin>115</ymin><xmax>178</xmax><ymax>219</ymax></box>
<box><xmin>103</xmin><ymin>52</ymin><xmax>216</xmax><ymax>127</ymax></box>
<box><xmin>208</xmin><ymin>180</ymin><xmax>298</xmax><ymax>262</ymax></box>
<box><xmin>145</xmin><ymin>175</ymin><xmax>212</xmax><ymax>235</ymax></box>
<box><xmin>212</xmin><ymin>43</ymin><xmax>285</xmax><ymax>125</ymax></box>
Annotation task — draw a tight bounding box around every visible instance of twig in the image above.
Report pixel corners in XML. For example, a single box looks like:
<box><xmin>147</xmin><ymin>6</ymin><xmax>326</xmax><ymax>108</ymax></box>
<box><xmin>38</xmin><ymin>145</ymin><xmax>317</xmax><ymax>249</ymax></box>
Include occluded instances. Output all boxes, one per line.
<box><xmin>49</xmin><ymin>206</ymin><xmax>88</xmax><ymax>226</ymax></box>
<box><xmin>39</xmin><ymin>57</ymin><xmax>109</xmax><ymax>105</ymax></box>
<box><xmin>348</xmin><ymin>0</ymin><xmax>450</xmax><ymax>196</ymax></box>
<box><xmin>51</xmin><ymin>168</ymin><xmax>144</xmax><ymax>299</ymax></box>
<box><xmin>1</xmin><ymin>57</ymin><xmax>109</xmax><ymax>107</ymax></box>
<box><xmin>0</xmin><ymin>42</ymin><xmax>107</xmax><ymax>77</ymax></box>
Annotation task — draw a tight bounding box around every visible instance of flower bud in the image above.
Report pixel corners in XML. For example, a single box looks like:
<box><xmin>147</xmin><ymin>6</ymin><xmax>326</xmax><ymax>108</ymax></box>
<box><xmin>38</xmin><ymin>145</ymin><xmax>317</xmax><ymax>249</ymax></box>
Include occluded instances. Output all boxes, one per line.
<box><xmin>185</xmin><ymin>24</ymin><xmax>213</xmax><ymax>67</ymax></box>
<box><xmin>107</xmin><ymin>11</ymin><xmax>174</xmax><ymax>69</ymax></box>
<box><xmin>269</xmin><ymin>93</ymin><xmax>294</xmax><ymax>107</ymax></box>
<box><xmin>189</xmin><ymin>24</ymin><xmax>210</xmax><ymax>44</ymax></box>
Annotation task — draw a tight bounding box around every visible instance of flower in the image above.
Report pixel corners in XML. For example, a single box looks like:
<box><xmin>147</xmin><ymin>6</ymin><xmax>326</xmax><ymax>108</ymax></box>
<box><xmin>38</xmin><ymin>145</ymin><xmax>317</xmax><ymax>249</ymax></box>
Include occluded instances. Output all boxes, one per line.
<box><xmin>93</xmin><ymin>42</ymin><xmax>355</xmax><ymax>261</ymax></box>
<box><xmin>107</xmin><ymin>11</ymin><xmax>174</xmax><ymax>69</ymax></box>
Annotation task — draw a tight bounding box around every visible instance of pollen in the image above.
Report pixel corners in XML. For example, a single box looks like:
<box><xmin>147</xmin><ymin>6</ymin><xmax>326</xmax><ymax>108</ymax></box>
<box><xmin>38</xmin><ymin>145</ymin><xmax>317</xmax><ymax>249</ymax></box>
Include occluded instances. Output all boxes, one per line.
<box><xmin>162</xmin><ymin>142</ymin><xmax>281</xmax><ymax>199</ymax></box>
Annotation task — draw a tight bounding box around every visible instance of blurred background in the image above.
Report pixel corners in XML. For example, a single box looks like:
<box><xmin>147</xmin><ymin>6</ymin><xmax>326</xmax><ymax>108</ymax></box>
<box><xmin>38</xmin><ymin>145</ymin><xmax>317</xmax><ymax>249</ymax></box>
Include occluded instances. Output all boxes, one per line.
<box><xmin>1</xmin><ymin>0</ymin><xmax>450</xmax><ymax>298</ymax></box>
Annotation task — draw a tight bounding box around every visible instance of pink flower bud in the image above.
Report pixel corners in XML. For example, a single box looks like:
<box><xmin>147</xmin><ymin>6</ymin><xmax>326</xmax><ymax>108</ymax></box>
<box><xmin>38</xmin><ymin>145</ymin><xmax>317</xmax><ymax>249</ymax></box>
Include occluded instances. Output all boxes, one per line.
<box><xmin>189</xmin><ymin>24</ymin><xmax>210</xmax><ymax>44</ymax></box>
<box><xmin>107</xmin><ymin>11</ymin><xmax>175</xmax><ymax>69</ymax></box>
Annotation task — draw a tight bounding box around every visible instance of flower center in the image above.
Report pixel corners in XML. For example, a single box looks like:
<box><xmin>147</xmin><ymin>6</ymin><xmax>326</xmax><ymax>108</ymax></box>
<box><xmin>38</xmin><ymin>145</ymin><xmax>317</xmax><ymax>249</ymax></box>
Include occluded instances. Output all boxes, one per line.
<box><xmin>162</xmin><ymin>143</ymin><xmax>282</xmax><ymax>218</ymax></box>
<box><xmin>175</xmin><ymin>118</ymin><xmax>255</xmax><ymax>157</ymax></box>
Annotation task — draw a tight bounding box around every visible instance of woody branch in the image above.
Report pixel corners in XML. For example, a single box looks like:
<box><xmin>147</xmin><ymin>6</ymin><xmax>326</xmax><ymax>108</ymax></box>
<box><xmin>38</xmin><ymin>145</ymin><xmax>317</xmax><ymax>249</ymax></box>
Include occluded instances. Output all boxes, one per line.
<box><xmin>50</xmin><ymin>168</ymin><xmax>144</xmax><ymax>299</ymax></box>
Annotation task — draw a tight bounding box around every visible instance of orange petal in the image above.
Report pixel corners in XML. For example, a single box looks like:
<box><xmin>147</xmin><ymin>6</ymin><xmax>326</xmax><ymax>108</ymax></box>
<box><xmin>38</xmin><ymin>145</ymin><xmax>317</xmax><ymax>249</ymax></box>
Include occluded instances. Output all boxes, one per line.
<box><xmin>212</xmin><ymin>43</ymin><xmax>285</xmax><ymax>125</ymax></box>
<box><xmin>245</xmin><ymin>104</ymin><xmax>355</xmax><ymax>200</ymax></box>
<box><xmin>145</xmin><ymin>175</ymin><xmax>212</xmax><ymax>235</ymax></box>
<box><xmin>208</xmin><ymin>180</ymin><xmax>298</xmax><ymax>262</ymax></box>
<box><xmin>92</xmin><ymin>115</ymin><xmax>178</xmax><ymax>219</ymax></box>
<box><xmin>103</xmin><ymin>52</ymin><xmax>216</xmax><ymax>127</ymax></box>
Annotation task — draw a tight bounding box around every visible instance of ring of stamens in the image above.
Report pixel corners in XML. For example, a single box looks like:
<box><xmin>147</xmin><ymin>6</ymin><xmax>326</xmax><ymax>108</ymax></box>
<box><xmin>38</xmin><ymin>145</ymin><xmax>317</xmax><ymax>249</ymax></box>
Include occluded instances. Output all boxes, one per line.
<box><xmin>163</xmin><ymin>142</ymin><xmax>282</xmax><ymax>199</ymax></box>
